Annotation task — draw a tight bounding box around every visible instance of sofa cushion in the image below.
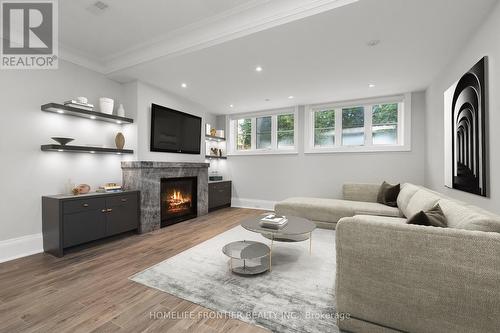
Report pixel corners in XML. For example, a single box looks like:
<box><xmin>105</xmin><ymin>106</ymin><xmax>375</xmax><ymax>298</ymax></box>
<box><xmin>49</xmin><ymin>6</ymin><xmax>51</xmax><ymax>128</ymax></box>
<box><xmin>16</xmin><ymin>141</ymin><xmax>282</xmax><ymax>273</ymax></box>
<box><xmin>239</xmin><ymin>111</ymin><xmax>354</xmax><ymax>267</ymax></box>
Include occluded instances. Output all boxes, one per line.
<box><xmin>377</xmin><ymin>181</ymin><xmax>400</xmax><ymax>207</ymax></box>
<box><xmin>397</xmin><ymin>183</ymin><xmax>420</xmax><ymax>216</ymax></box>
<box><xmin>274</xmin><ymin>197</ymin><xmax>401</xmax><ymax>225</ymax></box>
<box><xmin>407</xmin><ymin>204</ymin><xmax>447</xmax><ymax>228</ymax></box>
<box><xmin>344</xmin><ymin>214</ymin><xmax>408</xmax><ymax>225</ymax></box>
<box><xmin>405</xmin><ymin>189</ymin><xmax>442</xmax><ymax>218</ymax></box>
<box><xmin>438</xmin><ymin>198</ymin><xmax>500</xmax><ymax>233</ymax></box>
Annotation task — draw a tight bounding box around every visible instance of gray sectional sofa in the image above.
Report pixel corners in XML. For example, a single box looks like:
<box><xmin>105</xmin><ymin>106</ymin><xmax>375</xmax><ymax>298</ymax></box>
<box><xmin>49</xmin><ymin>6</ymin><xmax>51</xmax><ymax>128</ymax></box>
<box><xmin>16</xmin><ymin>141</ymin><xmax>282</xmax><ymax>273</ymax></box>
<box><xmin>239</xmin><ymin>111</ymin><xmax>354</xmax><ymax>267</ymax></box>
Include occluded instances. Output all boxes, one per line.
<box><xmin>275</xmin><ymin>183</ymin><xmax>500</xmax><ymax>333</ymax></box>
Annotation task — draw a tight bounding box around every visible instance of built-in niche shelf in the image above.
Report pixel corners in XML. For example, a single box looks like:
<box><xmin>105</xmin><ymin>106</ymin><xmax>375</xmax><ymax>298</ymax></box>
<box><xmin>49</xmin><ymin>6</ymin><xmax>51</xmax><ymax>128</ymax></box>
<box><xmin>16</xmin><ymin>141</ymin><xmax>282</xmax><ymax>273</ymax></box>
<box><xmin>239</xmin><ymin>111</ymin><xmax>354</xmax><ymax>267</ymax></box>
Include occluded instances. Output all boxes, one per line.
<box><xmin>41</xmin><ymin>144</ymin><xmax>134</xmax><ymax>155</ymax></box>
<box><xmin>205</xmin><ymin>135</ymin><xmax>226</xmax><ymax>142</ymax></box>
<box><xmin>205</xmin><ymin>155</ymin><xmax>227</xmax><ymax>160</ymax></box>
<box><xmin>41</xmin><ymin>103</ymin><xmax>134</xmax><ymax>124</ymax></box>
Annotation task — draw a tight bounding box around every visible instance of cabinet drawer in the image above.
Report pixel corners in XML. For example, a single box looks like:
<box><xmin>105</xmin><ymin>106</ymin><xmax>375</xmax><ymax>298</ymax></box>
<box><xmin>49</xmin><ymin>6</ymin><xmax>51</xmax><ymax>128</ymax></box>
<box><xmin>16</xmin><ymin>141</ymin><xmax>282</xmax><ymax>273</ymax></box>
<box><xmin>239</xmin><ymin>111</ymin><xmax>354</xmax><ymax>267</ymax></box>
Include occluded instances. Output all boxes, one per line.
<box><xmin>63</xmin><ymin>198</ymin><xmax>105</xmax><ymax>215</ymax></box>
<box><xmin>106</xmin><ymin>194</ymin><xmax>137</xmax><ymax>208</ymax></box>
<box><xmin>63</xmin><ymin>210</ymin><xmax>106</xmax><ymax>247</ymax></box>
<box><xmin>209</xmin><ymin>181</ymin><xmax>231</xmax><ymax>190</ymax></box>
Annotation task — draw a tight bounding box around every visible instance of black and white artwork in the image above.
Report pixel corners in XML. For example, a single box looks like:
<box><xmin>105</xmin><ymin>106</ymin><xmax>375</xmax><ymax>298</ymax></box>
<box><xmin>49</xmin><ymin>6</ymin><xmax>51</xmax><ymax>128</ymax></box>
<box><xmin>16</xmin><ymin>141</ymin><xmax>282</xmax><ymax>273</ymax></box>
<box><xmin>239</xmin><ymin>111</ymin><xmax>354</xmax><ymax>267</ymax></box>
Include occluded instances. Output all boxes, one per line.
<box><xmin>444</xmin><ymin>57</ymin><xmax>488</xmax><ymax>197</ymax></box>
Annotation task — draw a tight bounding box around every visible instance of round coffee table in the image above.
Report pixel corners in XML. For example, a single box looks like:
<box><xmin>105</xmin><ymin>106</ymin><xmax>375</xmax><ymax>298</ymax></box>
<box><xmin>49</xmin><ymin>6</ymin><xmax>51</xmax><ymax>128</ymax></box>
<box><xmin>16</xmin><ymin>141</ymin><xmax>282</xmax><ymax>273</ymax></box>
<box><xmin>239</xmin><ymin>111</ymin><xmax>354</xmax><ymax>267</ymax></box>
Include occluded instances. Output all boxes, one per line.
<box><xmin>240</xmin><ymin>215</ymin><xmax>316</xmax><ymax>271</ymax></box>
<box><xmin>222</xmin><ymin>240</ymin><xmax>270</xmax><ymax>275</ymax></box>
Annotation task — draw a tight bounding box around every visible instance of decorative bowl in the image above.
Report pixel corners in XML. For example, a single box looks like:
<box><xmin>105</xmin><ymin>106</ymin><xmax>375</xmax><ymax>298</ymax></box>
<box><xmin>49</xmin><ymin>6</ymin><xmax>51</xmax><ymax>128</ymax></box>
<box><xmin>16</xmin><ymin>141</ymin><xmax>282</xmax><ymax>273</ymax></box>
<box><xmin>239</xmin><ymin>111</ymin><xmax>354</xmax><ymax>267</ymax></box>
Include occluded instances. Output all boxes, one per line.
<box><xmin>51</xmin><ymin>137</ymin><xmax>74</xmax><ymax>146</ymax></box>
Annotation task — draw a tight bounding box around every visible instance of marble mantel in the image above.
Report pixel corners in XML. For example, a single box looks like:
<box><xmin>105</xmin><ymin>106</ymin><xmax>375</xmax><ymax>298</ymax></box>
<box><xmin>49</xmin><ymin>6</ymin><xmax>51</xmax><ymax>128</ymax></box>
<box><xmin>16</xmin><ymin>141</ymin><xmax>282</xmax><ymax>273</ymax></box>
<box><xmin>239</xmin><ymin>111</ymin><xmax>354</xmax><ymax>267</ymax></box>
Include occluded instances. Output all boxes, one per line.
<box><xmin>121</xmin><ymin>161</ymin><xmax>209</xmax><ymax>233</ymax></box>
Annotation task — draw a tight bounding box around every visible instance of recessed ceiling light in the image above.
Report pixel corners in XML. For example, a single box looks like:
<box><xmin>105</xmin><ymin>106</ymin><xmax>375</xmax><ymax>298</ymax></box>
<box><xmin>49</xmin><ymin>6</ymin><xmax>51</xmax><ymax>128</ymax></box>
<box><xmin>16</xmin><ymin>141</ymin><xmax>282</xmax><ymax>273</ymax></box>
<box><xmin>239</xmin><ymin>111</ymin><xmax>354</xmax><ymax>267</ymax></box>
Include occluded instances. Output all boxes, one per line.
<box><xmin>117</xmin><ymin>152</ymin><xmax>121</xmax><ymax>155</ymax></box>
<box><xmin>368</xmin><ymin>84</ymin><xmax>376</xmax><ymax>88</ymax></box>
<box><xmin>181</xmin><ymin>83</ymin><xmax>187</xmax><ymax>88</ymax></box>
<box><xmin>90</xmin><ymin>116</ymin><xmax>96</xmax><ymax>120</ymax></box>
<box><xmin>116</xmin><ymin>120</ymin><xmax>122</xmax><ymax>124</ymax></box>
<box><xmin>90</xmin><ymin>151</ymin><xmax>95</xmax><ymax>154</ymax></box>
<box><xmin>366</xmin><ymin>39</ymin><xmax>380</xmax><ymax>47</ymax></box>
<box><xmin>57</xmin><ymin>110</ymin><xmax>64</xmax><ymax>114</ymax></box>
<box><xmin>94</xmin><ymin>1</ymin><xmax>108</xmax><ymax>10</ymax></box>
<box><xmin>229</xmin><ymin>104</ymin><xmax>234</xmax><ymax>108</ymax></box>
<box><xmin>288</xmin><ymin>95</ymin><xmax>294</xmax><ymax>99</ymax></box>
<box><xmin>255</xmin><ymin>66</ymin><xmax>263</xmax><ymax>72</ymax></box>
<box><xmin>57</xmin><ymin>149</ymin><xmax>64</xmax><ymax>152</ymax></box>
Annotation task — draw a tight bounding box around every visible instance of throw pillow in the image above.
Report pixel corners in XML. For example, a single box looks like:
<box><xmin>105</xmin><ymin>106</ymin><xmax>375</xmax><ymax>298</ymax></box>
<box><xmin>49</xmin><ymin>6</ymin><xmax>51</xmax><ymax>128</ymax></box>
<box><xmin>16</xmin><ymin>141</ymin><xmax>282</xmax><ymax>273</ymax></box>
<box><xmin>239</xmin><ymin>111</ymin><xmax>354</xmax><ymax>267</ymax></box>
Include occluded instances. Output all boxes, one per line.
<box><xmin>407</xmin><ymin>204</ymin><xmax>448</xmax><ymax>228</ymax></box>
<box><xmin>377</xmin><ymin>181</ymin><xmax>400</xmax><ymax>207</ymax></box>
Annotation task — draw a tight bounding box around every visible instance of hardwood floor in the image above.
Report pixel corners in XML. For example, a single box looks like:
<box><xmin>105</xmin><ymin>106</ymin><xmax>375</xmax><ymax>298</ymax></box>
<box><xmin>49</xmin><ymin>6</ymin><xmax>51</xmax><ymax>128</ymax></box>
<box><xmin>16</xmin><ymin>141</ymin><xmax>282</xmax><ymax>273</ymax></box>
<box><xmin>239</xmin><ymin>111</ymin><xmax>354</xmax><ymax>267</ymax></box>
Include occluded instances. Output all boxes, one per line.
<box><xmin>0</xmin><ymin>208</ymin><xmax>270</xmax><ymax>333</ymax></box>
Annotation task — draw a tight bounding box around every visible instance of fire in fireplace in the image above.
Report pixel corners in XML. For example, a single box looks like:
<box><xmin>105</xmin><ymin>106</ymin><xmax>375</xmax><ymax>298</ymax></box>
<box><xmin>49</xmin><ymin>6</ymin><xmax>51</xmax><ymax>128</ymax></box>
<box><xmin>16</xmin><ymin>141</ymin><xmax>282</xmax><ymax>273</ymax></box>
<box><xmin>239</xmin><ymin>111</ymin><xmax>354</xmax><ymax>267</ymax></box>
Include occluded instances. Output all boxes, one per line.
<box><xmin>161</xmin><ymin>177</ymin><xmax>197</xmax><ymax>227</ymax></box>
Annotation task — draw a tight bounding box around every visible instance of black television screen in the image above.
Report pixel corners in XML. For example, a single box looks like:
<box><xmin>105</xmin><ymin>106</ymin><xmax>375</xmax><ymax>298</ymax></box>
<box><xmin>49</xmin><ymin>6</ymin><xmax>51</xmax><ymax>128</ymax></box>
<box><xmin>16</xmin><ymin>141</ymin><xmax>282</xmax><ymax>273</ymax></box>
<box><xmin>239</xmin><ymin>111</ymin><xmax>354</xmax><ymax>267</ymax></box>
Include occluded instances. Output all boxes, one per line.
<box><xmin>150</xmin><ymin>103</ymin><xmax>202</xmax><ymax>154</ymax></box>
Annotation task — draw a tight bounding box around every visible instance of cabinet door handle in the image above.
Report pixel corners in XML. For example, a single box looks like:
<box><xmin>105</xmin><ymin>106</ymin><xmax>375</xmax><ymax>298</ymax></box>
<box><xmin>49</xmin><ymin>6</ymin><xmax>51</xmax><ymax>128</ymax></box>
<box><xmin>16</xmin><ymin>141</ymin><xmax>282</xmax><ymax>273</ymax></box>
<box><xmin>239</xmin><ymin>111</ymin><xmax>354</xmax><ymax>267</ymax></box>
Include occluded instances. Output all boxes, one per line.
<box><xmin>83</xmin><ymin>203</ymin><xmax>89</xmax><ymax>207</ymax></box>
<box><xmin>121</xmin><ymin>198</ymin><xmax>128</xmax><ymax>202</ymax></box>
<box><xmin>107</xmin><ymin>208</ymin><xmax>113</xmax><ymax>213</ymax></box>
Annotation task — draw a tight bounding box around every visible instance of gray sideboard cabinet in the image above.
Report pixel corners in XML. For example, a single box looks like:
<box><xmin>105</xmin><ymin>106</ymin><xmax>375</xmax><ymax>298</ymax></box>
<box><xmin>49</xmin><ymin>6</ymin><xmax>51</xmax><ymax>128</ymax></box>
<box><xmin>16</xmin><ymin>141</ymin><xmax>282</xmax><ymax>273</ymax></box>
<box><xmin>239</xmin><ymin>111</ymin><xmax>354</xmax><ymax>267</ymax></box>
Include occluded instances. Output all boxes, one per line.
<box><xmin>42</xmin><ymin>191</ymin><xmax>140</xmax><ymax>257</ymax></box>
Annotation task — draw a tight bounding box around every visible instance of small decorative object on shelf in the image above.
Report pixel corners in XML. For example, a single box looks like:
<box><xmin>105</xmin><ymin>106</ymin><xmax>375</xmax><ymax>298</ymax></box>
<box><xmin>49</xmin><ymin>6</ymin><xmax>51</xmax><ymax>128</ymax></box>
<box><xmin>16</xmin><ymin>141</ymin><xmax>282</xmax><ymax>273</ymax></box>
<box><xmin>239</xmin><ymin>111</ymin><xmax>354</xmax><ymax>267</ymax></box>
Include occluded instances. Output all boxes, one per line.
<box><xmin>115</xmin><ymin>132</ymin><xmax>125</xmax><ymax>149</ymax></box>
<box><xmin>97</xmin><ymin>183</ymin><xmax>123</xmax><ymax>193</ymax></box>
<box><xmin>64</xmin><ymin>97</ymin><xmax>94</xmax><ymax>111</ymax></box>
<box><xmin>210</xmin><ymin>128</ymin><xmax>217</xmax><ymax>136</ymax></box>
<box><xmin>216</xmin><ymin>129</ymin><xmax>224</xmax><ymax>138</ymax></box>
<box><xmin>51</xmin><ymin>137</ymin><xmax>74</xmax><ymax>145</ymax></box>
<box><xmin>117</xmin><ymin>104</ymin><xmax>125</xmax><ymax>117</ymax></box>
<box><xmin>99</xmin><ymin>97</ymin><xmax>114</xmax><ymax>114</ymax></box>
<box><xmin>72</xmin><ymin>184</ymin><xmax>91</xmax><ymax>195</ymax></box>
<box><xmin>206</xmin><ymin>123</ymin><xmax>212</xmax><ymax>135</ymax></box>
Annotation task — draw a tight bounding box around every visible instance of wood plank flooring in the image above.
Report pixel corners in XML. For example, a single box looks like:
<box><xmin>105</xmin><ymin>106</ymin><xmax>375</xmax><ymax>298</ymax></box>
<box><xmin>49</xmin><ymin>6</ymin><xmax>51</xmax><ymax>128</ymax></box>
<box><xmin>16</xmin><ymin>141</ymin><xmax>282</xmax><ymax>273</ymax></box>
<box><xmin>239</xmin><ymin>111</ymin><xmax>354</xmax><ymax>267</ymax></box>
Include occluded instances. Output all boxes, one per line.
<box><xmin>0</xmin><ymin>208</ymin><xmax>270</xmax><ymax>333</ymax></box>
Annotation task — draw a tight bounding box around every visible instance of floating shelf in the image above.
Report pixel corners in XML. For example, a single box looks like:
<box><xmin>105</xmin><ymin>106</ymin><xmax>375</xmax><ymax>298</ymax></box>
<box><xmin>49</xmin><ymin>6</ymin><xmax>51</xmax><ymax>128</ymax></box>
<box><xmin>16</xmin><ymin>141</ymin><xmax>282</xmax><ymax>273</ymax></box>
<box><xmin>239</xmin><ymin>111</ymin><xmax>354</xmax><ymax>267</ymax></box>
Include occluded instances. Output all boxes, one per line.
<box><xmin>205</xmin><ymin>155</ymin><xmax>227</xmax><ymax>160</ymax></box>
<box><xmin>41</xmin><ymin>144</ymin><xmax>134</xmax><ymax>155</ymax></box>
<box><xmin>205</xmin><ymin>135</ymin><xmax>226</xmax><ymax>142</ymax></box>
<box><xmin>41</xmin><ymin>103</ymin><xmax>134</xmax><ymax>124</ymax></box>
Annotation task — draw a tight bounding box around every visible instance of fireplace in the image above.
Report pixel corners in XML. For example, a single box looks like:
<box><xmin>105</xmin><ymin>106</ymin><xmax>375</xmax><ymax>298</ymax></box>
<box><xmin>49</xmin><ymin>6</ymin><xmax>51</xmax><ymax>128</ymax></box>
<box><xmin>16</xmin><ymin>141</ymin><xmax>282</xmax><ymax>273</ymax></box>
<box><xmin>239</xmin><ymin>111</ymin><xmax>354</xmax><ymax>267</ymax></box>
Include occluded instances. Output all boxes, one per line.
<box><xmin>161</xmin><ymin>177</ymin><xmax>198</xmax><ymax>227</ymax></box>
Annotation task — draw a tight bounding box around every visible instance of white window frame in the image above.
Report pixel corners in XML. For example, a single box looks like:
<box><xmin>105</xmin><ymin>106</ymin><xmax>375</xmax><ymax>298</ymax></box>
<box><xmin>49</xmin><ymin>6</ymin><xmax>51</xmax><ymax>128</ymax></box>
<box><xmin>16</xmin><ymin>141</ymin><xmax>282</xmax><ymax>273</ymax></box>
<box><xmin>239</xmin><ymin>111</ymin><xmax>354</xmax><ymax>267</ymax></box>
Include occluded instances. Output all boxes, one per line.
<box><xmin>228</xmin><ymin>107</ymin><xmax>298</xmax><ymax>155</ymax></box>
<box><xmin>304</xmin><ymin>93</ymin><xmax>411</xmax><ymax>153</ymax></box>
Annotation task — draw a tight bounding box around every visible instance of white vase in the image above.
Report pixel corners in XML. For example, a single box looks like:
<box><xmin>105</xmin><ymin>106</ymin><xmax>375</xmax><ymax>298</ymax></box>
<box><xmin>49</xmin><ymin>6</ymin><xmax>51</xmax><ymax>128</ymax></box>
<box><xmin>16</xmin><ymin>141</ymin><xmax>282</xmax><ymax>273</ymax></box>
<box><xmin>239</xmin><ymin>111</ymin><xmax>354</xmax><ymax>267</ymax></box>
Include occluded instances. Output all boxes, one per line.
<box><xmin>117</xmin><ymin>104</ymin><xmax>125</xmax><ymax>117</ymax></box>
<box><xmin>99</xmin><ymin>97</ymin><xmax>114</xmax><ymax>114</ymax></box>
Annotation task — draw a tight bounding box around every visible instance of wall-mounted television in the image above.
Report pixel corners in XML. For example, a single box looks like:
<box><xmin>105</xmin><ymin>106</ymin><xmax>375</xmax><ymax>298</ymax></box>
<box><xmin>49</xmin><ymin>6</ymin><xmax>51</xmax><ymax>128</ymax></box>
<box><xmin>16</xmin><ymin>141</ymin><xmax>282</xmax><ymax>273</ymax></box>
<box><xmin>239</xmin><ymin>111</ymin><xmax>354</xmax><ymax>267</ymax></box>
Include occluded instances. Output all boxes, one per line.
<box><xmin>150</xmin><ymin>103</ymin><xmax>202</xmax><ymax>154</ymax></box>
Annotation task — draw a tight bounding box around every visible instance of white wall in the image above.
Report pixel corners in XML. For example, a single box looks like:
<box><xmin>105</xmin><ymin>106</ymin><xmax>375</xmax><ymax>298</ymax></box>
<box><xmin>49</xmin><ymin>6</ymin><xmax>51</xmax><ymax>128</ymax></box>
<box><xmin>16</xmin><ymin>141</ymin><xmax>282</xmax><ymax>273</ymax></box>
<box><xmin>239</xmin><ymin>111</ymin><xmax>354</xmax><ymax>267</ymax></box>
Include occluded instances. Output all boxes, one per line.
<box><xmin>424</xmin><ymin>1</ymin><xmax>500</xmax><ymax>213</ymax></box>
<box><xmin>0</xmin><ymin>60</ymin><xmax>127</xmax><ymax>242</ymax></box>
<box><xmin>226</xmin><ymin>91</ymin><xmax>426</xmax><ymax>204</ymax></box>
<box><xmin>134</xmin><ymin>81</ymin><xmax>217</xmax><ymax>162</ymax></box>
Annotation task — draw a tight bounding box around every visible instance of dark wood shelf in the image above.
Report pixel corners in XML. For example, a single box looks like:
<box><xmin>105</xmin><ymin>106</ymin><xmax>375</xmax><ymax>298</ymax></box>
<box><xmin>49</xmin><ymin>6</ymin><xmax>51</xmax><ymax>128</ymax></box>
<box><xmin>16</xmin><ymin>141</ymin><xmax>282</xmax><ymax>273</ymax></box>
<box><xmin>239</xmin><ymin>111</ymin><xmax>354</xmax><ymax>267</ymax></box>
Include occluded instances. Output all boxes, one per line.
<box><xmin>41</xmin><ymin>144</ymin><xmax>134</xmax><ymax>155</ymax></box>
<box><xmin>205</xmin><ymin>135</ymin><xmax>226</xmax><ymax>142</ymax></box>
<box><xmin>205</xmin><ymin>155</ymin><xmax>227</xmax><ymax>160</ymax></box>
<box><xmin>41</xmin><ymin>103</ymin><xmax>134</xmax><ymax>124</ymax></box>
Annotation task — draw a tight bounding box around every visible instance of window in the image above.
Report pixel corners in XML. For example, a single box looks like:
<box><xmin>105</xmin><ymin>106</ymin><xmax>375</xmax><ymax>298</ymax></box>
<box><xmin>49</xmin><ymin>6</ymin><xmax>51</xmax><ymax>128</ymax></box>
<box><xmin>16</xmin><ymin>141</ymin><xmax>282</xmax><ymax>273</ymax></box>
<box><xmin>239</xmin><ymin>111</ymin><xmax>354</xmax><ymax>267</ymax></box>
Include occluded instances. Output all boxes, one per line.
<box><xmin>229</xmin><ymin>108</ymin><xmax>298</xmax><ymax>155</ymax></box>
<box><xmin>237</xmin><ymin>118</ymin><xmax>251</xmax><ymax>150</ymax></box>
<box><xmin>256</xmin><ymin>116</ymin><xmax>272</xmax><ymax>149</ymax></box>
<box><xmin>314</xmin><ymin>110</ymin><xmax>335</xmax><ymax>147</ymax></box>
<box><xmin>305</xmin><ymin>94</ymin><xmax>410</xmax><ymax>153</ymax></box>
<box><xmin>342</xmin><ymin>107</ymin><xmax>364</xmax><ymax>146</ymax></box>
<box><xmin>372</xmin><ymin>103</ymin><xmax>398</xmax><ymax>145</ymax></box>
<box><xmin>277</xmin><ymin>114</ymin><xmax>295</xmax><ymax>148</ymax></box>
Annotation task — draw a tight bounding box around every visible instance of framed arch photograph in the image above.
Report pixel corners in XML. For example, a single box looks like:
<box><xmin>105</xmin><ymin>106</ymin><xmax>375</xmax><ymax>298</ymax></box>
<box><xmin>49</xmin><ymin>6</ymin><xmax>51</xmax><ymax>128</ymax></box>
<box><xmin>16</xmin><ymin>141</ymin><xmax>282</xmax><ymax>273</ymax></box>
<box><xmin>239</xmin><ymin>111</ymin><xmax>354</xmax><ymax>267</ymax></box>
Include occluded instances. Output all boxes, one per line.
<box><xmin>444</xmin><ymin>57</ymin><xmax>488</xmax><ymax>197</ymax></box>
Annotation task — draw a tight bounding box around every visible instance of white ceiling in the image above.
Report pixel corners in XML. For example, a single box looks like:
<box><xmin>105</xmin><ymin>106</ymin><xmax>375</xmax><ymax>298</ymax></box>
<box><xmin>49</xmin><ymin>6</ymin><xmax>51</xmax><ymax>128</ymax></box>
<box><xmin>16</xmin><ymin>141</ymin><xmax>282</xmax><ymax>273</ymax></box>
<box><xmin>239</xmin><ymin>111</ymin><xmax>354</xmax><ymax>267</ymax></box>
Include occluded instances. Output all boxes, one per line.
<box><xmin>59</xmin><ymin>0</ymin><xmax>498</xmax><ymax>114</ymax></box>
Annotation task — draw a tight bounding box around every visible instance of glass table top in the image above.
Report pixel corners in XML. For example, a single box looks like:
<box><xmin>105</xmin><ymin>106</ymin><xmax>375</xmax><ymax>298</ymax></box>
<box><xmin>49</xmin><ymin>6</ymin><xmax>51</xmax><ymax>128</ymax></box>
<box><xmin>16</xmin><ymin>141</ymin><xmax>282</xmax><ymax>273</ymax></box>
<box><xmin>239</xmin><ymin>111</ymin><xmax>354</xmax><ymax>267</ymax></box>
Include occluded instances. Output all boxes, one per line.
<box><xmin>222</xmin><ymin>240</ymin><xmax>270</xmax><ymax>260</ymax></box>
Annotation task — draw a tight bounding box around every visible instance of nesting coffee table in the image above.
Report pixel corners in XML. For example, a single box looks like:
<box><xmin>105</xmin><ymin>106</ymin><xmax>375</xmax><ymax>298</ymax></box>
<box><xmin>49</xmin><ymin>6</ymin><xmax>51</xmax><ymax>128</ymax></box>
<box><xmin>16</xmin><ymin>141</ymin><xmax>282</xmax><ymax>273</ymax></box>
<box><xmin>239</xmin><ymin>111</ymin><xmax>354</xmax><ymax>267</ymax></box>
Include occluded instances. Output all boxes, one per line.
<box><xmin>240</xmin><ymin>215</ymin><xmax>316</xmax><ymax>271</ymax></box>
<box><xmin>222</xmin><ymin>240</ymin><xmax>270</xmax><ymax>275</ymax></box>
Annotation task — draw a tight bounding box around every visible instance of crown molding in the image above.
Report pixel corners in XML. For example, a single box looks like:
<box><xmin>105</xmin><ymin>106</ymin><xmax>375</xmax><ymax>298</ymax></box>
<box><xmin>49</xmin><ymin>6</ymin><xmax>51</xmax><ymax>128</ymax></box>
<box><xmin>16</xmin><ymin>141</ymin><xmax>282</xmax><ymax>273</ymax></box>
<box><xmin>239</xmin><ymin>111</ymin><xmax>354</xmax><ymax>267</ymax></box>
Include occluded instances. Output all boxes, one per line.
<box><xmin>57</xmin><ymin>0</ymin><xmax>358</xmax><ymax>75</ymax></box>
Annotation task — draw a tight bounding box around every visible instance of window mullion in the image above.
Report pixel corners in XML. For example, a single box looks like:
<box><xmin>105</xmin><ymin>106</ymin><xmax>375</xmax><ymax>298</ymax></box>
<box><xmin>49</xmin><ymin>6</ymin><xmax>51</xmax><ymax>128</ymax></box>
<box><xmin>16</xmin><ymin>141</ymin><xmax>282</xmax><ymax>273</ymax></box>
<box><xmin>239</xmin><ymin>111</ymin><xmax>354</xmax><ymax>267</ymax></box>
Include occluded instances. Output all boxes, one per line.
<box><xmin>364</xmin><ymin>105</ymin><xmax>373</xmax><ymax>146</ymax></box>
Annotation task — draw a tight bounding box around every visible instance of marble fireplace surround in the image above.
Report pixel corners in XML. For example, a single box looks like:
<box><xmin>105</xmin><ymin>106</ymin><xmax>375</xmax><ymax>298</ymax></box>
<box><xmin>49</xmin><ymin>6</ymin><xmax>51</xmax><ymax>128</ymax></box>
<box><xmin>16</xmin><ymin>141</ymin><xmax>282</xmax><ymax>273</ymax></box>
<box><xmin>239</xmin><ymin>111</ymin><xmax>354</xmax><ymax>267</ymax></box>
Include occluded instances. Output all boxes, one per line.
<box><xmin>121</xmin><ymin>161</ymin><xmax>209</xmax><ymax>233</ymax></box>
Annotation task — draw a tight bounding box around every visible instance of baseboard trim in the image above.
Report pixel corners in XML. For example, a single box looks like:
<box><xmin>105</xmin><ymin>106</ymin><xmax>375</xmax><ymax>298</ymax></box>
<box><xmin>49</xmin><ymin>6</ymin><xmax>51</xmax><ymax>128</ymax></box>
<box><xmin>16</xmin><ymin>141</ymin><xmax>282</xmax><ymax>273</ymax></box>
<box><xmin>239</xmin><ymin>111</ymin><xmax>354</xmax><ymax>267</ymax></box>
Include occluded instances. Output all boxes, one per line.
<box><xmin>231</xmin><ymin>198</ymin><xmax>276</xmax><ymax>211</ymax></box>
<box><xmin>0</xmin><ymin>233</ymin><xmax>43</xmax><ymax>263</ymax></box>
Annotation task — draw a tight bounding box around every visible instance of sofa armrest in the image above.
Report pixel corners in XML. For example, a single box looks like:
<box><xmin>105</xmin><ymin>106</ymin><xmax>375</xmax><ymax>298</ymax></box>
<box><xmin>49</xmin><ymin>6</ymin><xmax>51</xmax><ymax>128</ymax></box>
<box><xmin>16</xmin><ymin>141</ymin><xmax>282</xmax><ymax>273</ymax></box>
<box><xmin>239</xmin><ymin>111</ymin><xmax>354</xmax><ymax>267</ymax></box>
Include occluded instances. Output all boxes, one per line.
<box><xmin>342</xmin><ymin>183</ymin><xmax>380</xmax><ymax>202</ymax></box>
<box><xmin>336</xmin><ymin>217</ymin><xmax>500</xmax><ymax>333</ymax></box>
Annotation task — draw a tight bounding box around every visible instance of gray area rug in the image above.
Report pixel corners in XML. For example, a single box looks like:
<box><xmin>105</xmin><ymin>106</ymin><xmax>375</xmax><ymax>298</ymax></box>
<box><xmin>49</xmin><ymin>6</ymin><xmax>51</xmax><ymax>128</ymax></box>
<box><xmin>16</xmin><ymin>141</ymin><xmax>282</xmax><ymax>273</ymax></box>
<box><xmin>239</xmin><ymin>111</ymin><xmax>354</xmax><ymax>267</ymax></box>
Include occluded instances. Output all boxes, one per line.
<box><xmin>130</xmin><ymin>226</ymin><xmax>339</xmax><ymax>333</ymax></box>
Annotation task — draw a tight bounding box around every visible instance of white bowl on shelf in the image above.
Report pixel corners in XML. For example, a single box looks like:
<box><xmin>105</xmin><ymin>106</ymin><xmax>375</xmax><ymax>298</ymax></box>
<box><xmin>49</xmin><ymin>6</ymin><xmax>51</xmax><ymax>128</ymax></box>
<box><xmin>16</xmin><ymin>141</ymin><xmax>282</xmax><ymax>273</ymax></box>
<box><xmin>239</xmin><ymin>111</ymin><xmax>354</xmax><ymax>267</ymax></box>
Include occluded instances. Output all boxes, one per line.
<box><xmin>99</xmin><ymin>97</ymin><xmax>114</xmax><ymax>114</ymax></box>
